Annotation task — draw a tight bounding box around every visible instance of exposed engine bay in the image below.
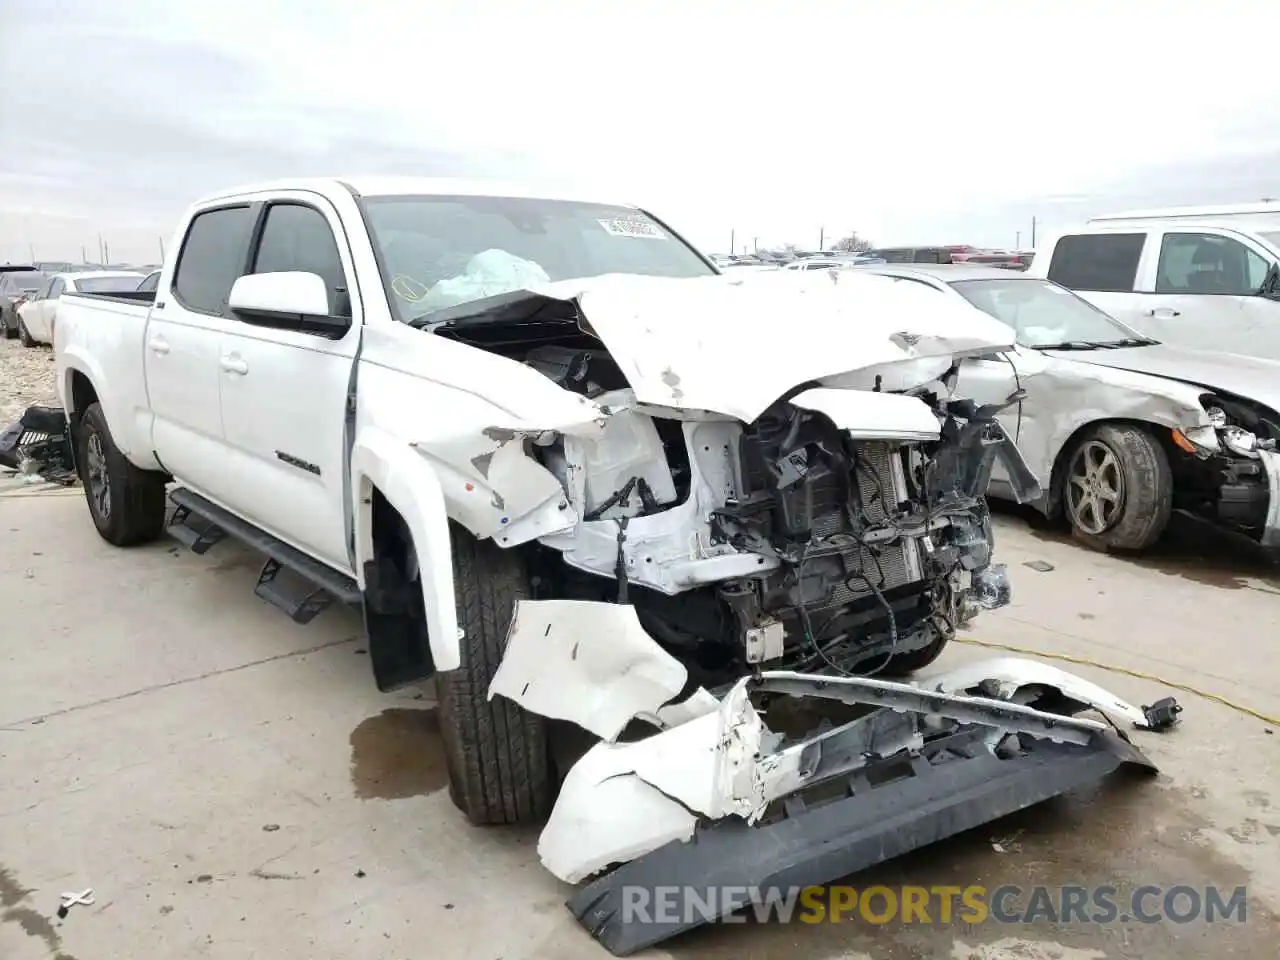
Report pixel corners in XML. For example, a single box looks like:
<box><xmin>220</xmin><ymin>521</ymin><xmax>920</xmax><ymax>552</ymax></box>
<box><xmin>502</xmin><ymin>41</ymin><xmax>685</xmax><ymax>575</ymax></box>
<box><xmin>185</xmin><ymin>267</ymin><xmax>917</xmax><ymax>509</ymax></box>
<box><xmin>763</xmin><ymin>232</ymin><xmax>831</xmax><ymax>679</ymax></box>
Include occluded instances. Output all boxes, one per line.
<box><xmin>433</xmin><ymin>311</ymin><xmax>1037</xmax><ymax>681</ymax></box>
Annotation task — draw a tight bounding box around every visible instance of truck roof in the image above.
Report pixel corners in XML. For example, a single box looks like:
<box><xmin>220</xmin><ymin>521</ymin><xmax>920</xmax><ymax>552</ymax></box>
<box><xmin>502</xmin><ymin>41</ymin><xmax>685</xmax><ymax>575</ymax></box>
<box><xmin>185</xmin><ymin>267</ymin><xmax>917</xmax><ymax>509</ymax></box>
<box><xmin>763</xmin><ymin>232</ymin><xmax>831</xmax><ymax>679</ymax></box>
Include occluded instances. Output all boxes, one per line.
<box><xmin>195</xmin><ymin>176</ymin><xmax>641</xmax><ymax>210</ymax></box>
<box><xmin>1089</xmin><ymin>200</ymin><xmax>1280</xmax><ymax>224</ymax></box>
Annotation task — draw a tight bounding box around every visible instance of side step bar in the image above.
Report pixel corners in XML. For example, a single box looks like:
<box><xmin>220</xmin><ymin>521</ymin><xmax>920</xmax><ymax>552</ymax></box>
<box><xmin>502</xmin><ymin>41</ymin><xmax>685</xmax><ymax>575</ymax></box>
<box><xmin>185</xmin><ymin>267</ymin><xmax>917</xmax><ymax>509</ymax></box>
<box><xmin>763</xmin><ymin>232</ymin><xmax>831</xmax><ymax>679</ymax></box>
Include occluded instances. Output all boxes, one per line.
<box><xmin>567</xmin><ymin>728</ymin><xmax>1157</xmax><ymax>956</ymax></box>
<box><xmin>167</xmin><ymin>487</ymin><xmax>361</xmax><ymax>624</ymax></box>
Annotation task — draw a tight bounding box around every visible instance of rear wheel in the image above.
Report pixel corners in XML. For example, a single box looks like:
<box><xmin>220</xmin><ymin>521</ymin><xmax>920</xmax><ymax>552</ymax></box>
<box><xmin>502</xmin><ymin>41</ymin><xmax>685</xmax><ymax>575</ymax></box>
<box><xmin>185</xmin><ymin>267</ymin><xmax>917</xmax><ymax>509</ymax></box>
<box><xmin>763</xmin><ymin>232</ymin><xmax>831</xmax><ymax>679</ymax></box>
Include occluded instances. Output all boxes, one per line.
<box><xmin>1062</xmin><ymin>424</ymin><xmax>1171</xmax><ymax>551</ymax></box>
<box><xmin>436</xmin><ymin>531</ymin><xmax>553</xmax><ymax>825</ymax></box>
<box><xmin>2</xmin><ymin>312</ymin><xmax>16</xmax><ymax>339</ymax></box>
<box><xmin>76</xmin><ymin>402</ymin><xmax>167</xmax><ymax>546</ymax></box>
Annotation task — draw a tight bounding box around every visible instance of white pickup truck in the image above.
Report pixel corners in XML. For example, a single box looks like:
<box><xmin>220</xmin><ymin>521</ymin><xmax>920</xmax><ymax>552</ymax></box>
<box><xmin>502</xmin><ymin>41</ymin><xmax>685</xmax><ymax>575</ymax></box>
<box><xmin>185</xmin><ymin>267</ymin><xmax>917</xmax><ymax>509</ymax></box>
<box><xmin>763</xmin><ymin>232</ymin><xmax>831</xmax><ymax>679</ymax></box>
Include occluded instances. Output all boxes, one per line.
<box><xmin>54</xmin><ymin>179</ymin><xmax>1176</xmax><ymax>950</ymax></box>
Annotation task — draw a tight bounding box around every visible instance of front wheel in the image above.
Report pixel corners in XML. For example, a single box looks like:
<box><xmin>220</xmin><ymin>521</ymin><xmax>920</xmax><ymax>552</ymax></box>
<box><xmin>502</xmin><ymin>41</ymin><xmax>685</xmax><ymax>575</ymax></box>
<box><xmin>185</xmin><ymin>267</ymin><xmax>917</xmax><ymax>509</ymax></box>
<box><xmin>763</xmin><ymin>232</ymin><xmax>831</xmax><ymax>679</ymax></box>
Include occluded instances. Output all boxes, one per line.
<box><xmin>76</xmin><ymin>402</ymin><xmax>168</xmax><ymax>546</ymax></box>
<box><xmin>435</xmin><ymin>531</ymin><xmax>553</xmax><ymax>825</ymax></box>
<box><xmin>18</xmin><ymin>319</ymin><xmax>36</xmax><ymax>347</ymax></box>
<box><xmin>1062</xmin><ymin>424</ymin><xmax>1172</xmax><ymax>551</ymax></box>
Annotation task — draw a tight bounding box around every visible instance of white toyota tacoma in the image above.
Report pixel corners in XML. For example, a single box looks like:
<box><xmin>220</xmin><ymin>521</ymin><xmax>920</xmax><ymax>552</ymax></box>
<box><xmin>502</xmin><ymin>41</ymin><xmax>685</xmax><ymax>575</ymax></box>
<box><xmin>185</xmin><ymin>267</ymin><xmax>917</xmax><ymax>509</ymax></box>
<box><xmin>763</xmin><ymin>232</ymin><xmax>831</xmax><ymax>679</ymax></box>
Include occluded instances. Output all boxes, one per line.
<box><xmin>54</xmin><ymin>178</ymin><xmax>1177</xmax><ymax>954</ymax></box>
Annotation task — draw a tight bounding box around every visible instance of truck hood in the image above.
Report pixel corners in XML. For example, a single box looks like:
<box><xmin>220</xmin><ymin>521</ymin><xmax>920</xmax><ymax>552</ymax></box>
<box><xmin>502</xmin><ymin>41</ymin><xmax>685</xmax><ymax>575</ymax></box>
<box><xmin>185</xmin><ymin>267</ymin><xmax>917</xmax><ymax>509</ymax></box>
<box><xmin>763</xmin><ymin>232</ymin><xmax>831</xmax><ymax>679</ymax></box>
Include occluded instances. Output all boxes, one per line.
<box><xmin>424</xmin><ymin>271</ymin><xmax>1016</xmax><ymax>423</ymax></box>
<box><xmin>1043</xmin><ymin>342</ymin><xmax>1280</xmax><ymax>415</ymax></box>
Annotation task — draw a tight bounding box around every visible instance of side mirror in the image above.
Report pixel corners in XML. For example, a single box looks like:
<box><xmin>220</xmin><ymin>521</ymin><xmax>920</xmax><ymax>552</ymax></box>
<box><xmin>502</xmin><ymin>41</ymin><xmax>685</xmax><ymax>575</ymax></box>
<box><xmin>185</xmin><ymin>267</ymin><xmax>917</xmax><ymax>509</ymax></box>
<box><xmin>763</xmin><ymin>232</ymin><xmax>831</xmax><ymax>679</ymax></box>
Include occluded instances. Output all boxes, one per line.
<box><xmin>1258</xmin><ymin>262</ymin><xmax>1280</xmax><ymax>300</ymax></box>
<box><xmin>228</xmin><ymin>272</ymin><xmax>349</xmax><ymax>336</ymax></box>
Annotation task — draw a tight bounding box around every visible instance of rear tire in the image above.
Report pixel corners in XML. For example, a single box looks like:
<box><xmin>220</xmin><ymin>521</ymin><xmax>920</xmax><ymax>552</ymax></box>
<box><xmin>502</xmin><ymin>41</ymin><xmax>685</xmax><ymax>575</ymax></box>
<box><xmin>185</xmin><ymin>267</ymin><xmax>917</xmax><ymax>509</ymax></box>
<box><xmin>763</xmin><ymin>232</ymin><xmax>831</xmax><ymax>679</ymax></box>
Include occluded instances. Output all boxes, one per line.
<box><xmin>77</xmin><ymin>402</ymin><xmax>167</xmax><ymax>546</ymax></box>
<box><xmin>1061</xmin><ymin>424</ymin><xmax>1171</xmax><ymax>551</ymax></box>
<box><xmin>2</xmin><ymin>314</ymin><xmax>16</xmax><ymax>339</ymax></box>
<box><xmin>436</xmin><ymin>531</ymin><xmax>553</xmax><ymax>825</ymax></box>
<box><xmin>18</xmin><ymin>319</ymin><xmax>35</xmax><ymax>347</ymax></box>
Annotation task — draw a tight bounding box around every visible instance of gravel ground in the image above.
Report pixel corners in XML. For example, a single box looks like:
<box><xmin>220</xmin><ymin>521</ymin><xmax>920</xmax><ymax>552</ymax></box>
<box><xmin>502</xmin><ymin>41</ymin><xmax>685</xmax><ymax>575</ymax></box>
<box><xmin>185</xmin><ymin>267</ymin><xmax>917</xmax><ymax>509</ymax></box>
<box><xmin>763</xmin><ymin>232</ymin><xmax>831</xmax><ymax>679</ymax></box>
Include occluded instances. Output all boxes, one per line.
<box><xmin>0</xmin><ymin>336</ymin><xmax>59</xmax><ymax>423</ymax></box>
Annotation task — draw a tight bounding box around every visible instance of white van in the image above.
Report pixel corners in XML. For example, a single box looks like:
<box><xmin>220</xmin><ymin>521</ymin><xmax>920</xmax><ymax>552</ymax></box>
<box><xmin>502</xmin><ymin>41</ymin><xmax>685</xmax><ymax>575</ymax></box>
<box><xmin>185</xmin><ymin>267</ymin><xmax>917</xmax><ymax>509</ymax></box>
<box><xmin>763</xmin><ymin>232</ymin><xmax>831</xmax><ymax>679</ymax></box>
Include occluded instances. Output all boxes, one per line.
<box><xmin>1024</xmin><ymin>203</ymin><xmax>1280</xmax><ymax>360</ymax></box>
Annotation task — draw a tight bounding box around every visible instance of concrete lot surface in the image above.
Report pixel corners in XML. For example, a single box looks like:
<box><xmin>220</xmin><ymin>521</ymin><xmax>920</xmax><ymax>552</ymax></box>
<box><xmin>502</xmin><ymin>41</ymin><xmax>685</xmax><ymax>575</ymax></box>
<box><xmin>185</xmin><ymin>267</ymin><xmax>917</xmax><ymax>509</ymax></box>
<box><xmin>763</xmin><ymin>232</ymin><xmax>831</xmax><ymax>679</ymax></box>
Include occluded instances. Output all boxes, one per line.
<box><xmin>1</xmin><ymin>481</ymin><xmax>1278</xmax><ymax>959</ymax></box>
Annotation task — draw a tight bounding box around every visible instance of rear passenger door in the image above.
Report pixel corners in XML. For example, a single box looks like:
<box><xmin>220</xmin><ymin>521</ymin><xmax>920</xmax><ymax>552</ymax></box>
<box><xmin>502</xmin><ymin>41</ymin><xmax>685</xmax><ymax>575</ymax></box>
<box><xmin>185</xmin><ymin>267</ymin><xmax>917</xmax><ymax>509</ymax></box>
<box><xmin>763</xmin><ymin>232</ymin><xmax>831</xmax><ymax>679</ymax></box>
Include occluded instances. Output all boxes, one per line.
<box><xmin>1043</xmin><ymin>232</ymin><xmax>1151</xmax><ymax>331</ymax></box>
<box><xmin>1140</xmin><ymin>228</ymin><xmax>1280</xmax><ymax>357</ymax></box>
<box><xmin>217</xmin><ymin>195</ymin><xmax>361</xmax><ymax>573</ymax></box>
<box><xmin>147</xmin><ymin>204</ymin><xmax>258</xmax><ymax>499</ymax></box>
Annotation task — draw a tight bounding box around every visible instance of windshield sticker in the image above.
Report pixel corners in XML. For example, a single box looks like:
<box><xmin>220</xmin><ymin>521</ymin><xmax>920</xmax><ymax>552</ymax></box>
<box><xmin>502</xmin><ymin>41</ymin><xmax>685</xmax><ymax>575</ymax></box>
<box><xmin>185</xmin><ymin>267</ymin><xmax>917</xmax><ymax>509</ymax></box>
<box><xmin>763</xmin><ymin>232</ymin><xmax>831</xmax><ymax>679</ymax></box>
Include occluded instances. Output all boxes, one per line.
<box><xmin>598</xmin><ymin>217</ymin><xmax>667</xmax><ymax>240</ymax></box>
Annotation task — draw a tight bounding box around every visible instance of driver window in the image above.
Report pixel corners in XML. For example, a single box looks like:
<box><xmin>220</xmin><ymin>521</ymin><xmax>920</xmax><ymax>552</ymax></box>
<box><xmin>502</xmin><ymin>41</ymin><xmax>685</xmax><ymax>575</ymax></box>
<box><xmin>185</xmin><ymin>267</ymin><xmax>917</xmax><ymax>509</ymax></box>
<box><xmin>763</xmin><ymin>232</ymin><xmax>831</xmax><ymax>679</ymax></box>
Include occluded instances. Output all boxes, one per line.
<box><xmin>1155</xmin><ymin>233</ymin><xmax>1267</xmax><ymax>295</ymax></box>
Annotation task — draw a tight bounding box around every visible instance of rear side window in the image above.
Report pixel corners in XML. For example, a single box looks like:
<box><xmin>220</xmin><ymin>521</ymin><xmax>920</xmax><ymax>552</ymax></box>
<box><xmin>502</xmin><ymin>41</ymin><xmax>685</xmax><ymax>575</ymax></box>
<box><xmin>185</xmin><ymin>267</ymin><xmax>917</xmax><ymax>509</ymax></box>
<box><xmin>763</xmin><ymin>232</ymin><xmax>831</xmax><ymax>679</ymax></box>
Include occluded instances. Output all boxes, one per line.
<box><xmin>251</xmin><ymin>203</ymin><xmax>348</xmax><ymax>315</ymax></box>
<box><xmin>1046</xmin><ymin>233</ymin><xmax>1145</xmax><ymax>292</ymax></box>
<box><xmin>173</xmin><ymin>206</ymin><xmax>255</xmax><ymax>314</ymax></box>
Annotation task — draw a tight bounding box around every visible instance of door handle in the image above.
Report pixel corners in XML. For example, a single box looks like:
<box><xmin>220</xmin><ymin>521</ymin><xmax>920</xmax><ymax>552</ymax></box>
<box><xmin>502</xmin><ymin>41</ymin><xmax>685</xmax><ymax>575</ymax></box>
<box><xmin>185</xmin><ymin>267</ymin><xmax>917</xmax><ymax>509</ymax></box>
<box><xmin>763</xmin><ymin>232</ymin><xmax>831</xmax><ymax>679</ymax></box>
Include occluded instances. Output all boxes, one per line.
<box><xmin>1148</xmin><ymin>307</ymin><xmax>1181</xmax><ymax>319</ymax></box>
<box><xmin>148</xmin><ymin>337</ymin><xmax>170</xmax><ymax>355</ymax></box>
<box><xmin>220</xmin><ymin>355</ymin><xmax>248</xmax><ymax>375</ymax></box>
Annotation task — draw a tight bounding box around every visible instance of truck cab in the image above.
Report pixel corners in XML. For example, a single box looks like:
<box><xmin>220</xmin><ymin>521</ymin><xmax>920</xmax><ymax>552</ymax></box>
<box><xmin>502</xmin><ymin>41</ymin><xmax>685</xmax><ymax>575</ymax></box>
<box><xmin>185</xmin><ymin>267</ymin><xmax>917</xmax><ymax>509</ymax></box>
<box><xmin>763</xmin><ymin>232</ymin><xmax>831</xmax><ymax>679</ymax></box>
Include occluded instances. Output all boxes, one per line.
<box><xmin>1025</xmin><ymin>205</ymin><xmax>1280</xmax><ymax>360</ymax></box>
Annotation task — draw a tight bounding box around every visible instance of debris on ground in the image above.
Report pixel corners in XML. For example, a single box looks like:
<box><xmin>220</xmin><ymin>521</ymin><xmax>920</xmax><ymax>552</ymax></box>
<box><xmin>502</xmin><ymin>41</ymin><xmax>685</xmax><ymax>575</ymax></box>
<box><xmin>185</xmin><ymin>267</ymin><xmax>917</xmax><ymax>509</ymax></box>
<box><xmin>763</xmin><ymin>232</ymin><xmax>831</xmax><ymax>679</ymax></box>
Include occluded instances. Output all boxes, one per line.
<box><xmin>0</xmin><ymin>404</ymin><xmax>76</xmax><ymax>485</ymax></box>
<box><xmin>57</xmin><ymin>887</ymin><xmax>95</xmax><ymax>918</ymax></box>
<box><xmin>1023</xmin><ymin>559</ymin><xmax>1056</xmax><ymax>572</ymax></box>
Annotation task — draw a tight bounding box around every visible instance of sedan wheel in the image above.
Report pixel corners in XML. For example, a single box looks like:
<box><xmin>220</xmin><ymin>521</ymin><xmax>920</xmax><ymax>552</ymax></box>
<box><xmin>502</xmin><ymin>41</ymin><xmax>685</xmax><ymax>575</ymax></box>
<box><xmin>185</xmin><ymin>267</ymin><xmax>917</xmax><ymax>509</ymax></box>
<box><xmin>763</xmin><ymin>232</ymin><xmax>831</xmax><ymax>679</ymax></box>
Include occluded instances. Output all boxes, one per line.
<box><xmin>1066</xmin><ymin>440</ymin><xmax>1124</xmax><ymax>535</ymax></box>
<box><xmin>1060</xmin><ymin>424</ymin><xmax>1172</xmax><ymax>551</ymax></box>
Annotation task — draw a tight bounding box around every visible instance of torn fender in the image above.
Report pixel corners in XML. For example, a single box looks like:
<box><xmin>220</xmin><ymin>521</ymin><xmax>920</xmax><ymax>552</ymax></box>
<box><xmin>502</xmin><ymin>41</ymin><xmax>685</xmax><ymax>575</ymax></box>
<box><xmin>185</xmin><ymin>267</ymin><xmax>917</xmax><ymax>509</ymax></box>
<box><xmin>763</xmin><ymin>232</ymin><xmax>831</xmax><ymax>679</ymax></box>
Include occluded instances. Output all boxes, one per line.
<box><xmin>351</xmin><ymin>425</ymin><xmax>461</xmax><ymax>671</ymax></box>
<box><xmin>489</xmin><ymin>600</ymin><xmax>689</xmax><ymax>742</ymax></box>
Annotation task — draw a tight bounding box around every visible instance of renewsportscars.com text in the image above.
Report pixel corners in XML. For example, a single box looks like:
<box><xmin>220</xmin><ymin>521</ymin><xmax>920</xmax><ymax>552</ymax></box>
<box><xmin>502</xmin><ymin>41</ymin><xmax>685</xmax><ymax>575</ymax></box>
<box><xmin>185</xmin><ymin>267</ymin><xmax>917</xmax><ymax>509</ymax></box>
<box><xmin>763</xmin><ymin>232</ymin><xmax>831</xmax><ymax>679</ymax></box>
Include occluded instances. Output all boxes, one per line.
<box><xmin>621</xmin><ymin>884</ymin><xmax>1249</xmax><ymax>926</ymax></box>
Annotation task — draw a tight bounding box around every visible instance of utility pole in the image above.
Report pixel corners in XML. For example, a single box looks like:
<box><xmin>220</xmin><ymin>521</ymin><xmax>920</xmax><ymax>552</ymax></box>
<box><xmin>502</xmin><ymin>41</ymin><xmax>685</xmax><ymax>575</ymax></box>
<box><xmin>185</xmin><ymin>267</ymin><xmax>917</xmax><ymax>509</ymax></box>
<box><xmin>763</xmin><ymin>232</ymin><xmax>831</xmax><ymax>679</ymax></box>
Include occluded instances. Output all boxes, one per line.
<box><xmin>1016</xmin><ymin>231</ymin><xmax>1021</xmax><ymax>249</ymax></box>
<box><xmin>104</xmin><ymin>239</ymin><xmax>111</xmax><ymax>264</ymax></box>
<box><xmin>97</xmin><ymin>233</ymin><xmax>104</xmax><ymax>265</ymax></box>
<box><xmin>81</xmin><ymin>245</ymin><xmax>87</xmax><ymax>263</ymax></box>
<box><xmin>28</xmin><ymin>243</ymin><xmax>35</xmax><ymax>262</ymax></box>
<box><xmin>818</xmin><ymin>226</ymin><xmax>825</xmax><ymax>250</ymax></box>
<box><xmin>753</xmin><ymin>237</ymin><xmax>759</xmax><ymax>253</ymax></box>
<box><xmin>1030</xmin><ymin>217</ymin><xmax>1037</xmax><ymax>248</ymax></box>
<box><xmin>729</xmin><ymin>228</ymin><xmax>735</xmax><ymax>256</ymax></box>
<box><xmin>159</xmin><ymin>235</ymin><xmax>166</xmax><ymax>261</ymax></box>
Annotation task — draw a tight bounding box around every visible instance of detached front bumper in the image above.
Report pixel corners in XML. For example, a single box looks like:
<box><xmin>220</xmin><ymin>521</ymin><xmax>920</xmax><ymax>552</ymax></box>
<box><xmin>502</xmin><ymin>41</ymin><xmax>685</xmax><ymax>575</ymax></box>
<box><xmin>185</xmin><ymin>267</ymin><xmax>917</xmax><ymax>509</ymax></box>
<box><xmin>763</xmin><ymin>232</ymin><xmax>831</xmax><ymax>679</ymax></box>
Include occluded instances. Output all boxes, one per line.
<box><xmin>570</xmin><ymin>727</ymin><xmax>1153</xmax><ymax>956</ymax></box>
<box><xmin>487</xmin><ymin>600</ymin><xmax>1180</xmax><ymax>956</ymax></box>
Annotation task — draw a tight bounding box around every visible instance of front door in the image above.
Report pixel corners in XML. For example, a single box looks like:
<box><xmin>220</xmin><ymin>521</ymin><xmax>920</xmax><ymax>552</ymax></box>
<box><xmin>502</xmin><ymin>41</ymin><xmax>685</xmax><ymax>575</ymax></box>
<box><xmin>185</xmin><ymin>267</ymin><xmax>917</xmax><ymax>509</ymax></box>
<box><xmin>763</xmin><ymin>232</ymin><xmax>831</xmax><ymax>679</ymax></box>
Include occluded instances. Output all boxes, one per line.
<box><xmin>217</xmin><ymin>196</ymin><xmax>361</xmax><ymax>572</ymax></box>
<box><xmin>145</xmin><ymin>203</ymin><xmax>259</xmax><ymax>496</ymax></box>
<box><xmin>1142</xmin><ymin>228</ymin><xmax>1280</xmax><ymax>359</ymax></box>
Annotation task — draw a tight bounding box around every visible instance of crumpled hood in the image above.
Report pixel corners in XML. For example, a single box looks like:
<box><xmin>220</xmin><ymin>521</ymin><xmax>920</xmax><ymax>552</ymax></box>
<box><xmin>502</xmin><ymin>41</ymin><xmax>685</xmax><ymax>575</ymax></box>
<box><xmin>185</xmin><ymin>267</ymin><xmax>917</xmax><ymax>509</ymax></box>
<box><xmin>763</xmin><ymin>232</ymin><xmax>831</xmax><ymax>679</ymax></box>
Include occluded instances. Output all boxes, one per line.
<box><xmin>1045</xmin><ymin>343</ymin><xmax>1280</xmax><ymax>416</ymax></box>
<box><xmin>429</xmin><ymin>271</ymin><xmax>1016</xmax><ymax>423</ymax></box>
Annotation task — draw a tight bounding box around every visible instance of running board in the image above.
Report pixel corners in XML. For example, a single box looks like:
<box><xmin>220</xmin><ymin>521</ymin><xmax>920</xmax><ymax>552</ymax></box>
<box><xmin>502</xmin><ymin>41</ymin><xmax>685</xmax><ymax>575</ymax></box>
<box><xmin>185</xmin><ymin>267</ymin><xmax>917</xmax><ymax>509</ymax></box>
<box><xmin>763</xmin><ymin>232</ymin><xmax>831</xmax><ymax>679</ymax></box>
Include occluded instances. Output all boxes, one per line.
<box><xmin>567</xmin><ymin>728</ymin><xmax>1156</xmax><ymax>956</ymax></box>
<box><xmin>167</xmin><ymin>487</ymin><xmax>361</xmax><ymax>623</ymax></box>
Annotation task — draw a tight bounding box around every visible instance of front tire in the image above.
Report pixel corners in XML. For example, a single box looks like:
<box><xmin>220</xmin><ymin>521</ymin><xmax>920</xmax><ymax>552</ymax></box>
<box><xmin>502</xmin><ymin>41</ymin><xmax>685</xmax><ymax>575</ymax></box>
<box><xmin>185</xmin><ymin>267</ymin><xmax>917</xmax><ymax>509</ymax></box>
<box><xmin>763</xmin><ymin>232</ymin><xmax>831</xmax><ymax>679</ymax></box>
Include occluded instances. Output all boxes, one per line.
<box><xmin>436</xmin><ymin>531</ymin><xmax>553</xmax><ymax>825</ymax></box>
<box><xmin>77</xmin><ymin>402</ymin><xmax>167</xmax><ymax>546</ymax></box>
<box><xmin>1062</xmin><ymin>424</ymin><xmax>1171</xmax><ymax>551</ymax></box>
<box><xmin>18</xmin><ymin>319</ymin><xmax>35</xmax><ymax>347</ymax></box>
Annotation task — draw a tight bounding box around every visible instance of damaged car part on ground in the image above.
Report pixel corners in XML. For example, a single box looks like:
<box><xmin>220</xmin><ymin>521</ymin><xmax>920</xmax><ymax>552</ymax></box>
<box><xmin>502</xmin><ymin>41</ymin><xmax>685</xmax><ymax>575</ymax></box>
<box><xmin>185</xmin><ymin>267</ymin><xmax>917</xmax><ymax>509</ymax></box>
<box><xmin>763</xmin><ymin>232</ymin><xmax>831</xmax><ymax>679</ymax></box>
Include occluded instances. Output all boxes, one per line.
<box><xmin>0</xmin><ymin>404</ymin><xmax>77</xmax><ymax>484</ymax></box>
<box><xmin>489</xmin><ymin>605</ymin><xmax>1181</xmax><ymax>955</ymax></box>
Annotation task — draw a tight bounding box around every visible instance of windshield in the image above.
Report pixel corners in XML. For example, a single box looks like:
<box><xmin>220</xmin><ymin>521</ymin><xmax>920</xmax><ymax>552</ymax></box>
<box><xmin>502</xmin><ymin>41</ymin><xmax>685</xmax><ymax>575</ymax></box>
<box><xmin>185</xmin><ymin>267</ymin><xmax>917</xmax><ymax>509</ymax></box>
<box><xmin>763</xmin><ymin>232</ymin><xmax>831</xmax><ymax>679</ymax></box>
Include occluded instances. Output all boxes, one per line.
<box><xmin>1</xmin><ymin>272</ymin><xmax>46</xmax><ymax>293</ymax></box>
<box><xmin>361</xmin><ymin>195</ymin><xmax>717</xmax><ymax>322</ymax></box>
<box><xmin>950</xmin><ymin>278</ymin><xmax>1145</xmax><ymax>347</ymax></box>
<box><xmin>75</xmin><ymin>275</ymin><xmax>145</xmax><ymax>293</ymax></box>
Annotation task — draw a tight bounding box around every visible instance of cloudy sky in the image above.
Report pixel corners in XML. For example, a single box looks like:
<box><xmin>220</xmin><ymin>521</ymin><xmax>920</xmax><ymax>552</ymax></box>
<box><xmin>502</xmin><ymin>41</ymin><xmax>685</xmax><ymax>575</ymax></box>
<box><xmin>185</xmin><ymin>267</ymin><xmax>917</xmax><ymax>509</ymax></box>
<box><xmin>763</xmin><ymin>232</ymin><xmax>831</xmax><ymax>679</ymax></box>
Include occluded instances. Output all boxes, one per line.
<box><xmin>2</xmin><ymin>0</ymin><xmax>1279</xmax><ymax>263</ymax></box>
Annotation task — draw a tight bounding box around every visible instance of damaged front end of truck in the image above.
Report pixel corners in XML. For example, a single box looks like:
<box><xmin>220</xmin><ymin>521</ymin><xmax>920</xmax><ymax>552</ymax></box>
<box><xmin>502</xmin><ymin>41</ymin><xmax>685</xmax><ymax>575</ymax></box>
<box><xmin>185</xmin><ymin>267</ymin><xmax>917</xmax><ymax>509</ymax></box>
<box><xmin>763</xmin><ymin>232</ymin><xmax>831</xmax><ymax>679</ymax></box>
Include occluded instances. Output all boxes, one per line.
<box><xmin>395</xmin><ymin>272</ymin><xmax>1180</xmax><ymax>954</ymax></box>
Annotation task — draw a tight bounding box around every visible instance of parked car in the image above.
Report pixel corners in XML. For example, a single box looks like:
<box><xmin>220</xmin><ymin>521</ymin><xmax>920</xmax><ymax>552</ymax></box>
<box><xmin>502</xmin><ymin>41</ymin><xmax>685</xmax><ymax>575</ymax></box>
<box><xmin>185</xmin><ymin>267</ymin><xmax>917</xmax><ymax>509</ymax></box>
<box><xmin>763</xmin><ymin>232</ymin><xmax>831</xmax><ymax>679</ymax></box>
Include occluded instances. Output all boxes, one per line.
<box><xmin>1</xmin><ymin>266</ymin><xmax>47</xmax><ymax>339</ymax></box>
<box><xmin>49</xmin><ymin>180</ymin><xmax>1171</xmax><ymax>953</ymax></box>
<box><xmin>859</xmin><ymin>264</ymin><xmax>1280</xmax><ymax>551</ymax></box>
<box><xmin>1025</xmin><ymin>205</ymin><xmax>1280</xmax><ymax>360</ymax></box>
<box><xmin>783</xmin><ymin>255</ymin><xmax>886</xmax><ymax>271</ymax></box>
<box><xmin>15</xmin><ymin>271</ymin><xmax>145</xmax><ymax>346</ymax></box>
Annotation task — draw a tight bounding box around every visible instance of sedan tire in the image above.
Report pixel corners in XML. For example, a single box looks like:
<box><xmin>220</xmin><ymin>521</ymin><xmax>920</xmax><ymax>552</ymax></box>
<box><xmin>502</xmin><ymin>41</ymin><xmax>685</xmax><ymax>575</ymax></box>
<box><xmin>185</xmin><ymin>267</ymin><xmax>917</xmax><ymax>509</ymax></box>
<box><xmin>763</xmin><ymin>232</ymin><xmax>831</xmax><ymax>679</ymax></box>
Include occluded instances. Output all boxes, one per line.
<box><xmin>1062</xmin><ymin>424</ymin><xmax>1172</xmax><ymax>551</ymax></box>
